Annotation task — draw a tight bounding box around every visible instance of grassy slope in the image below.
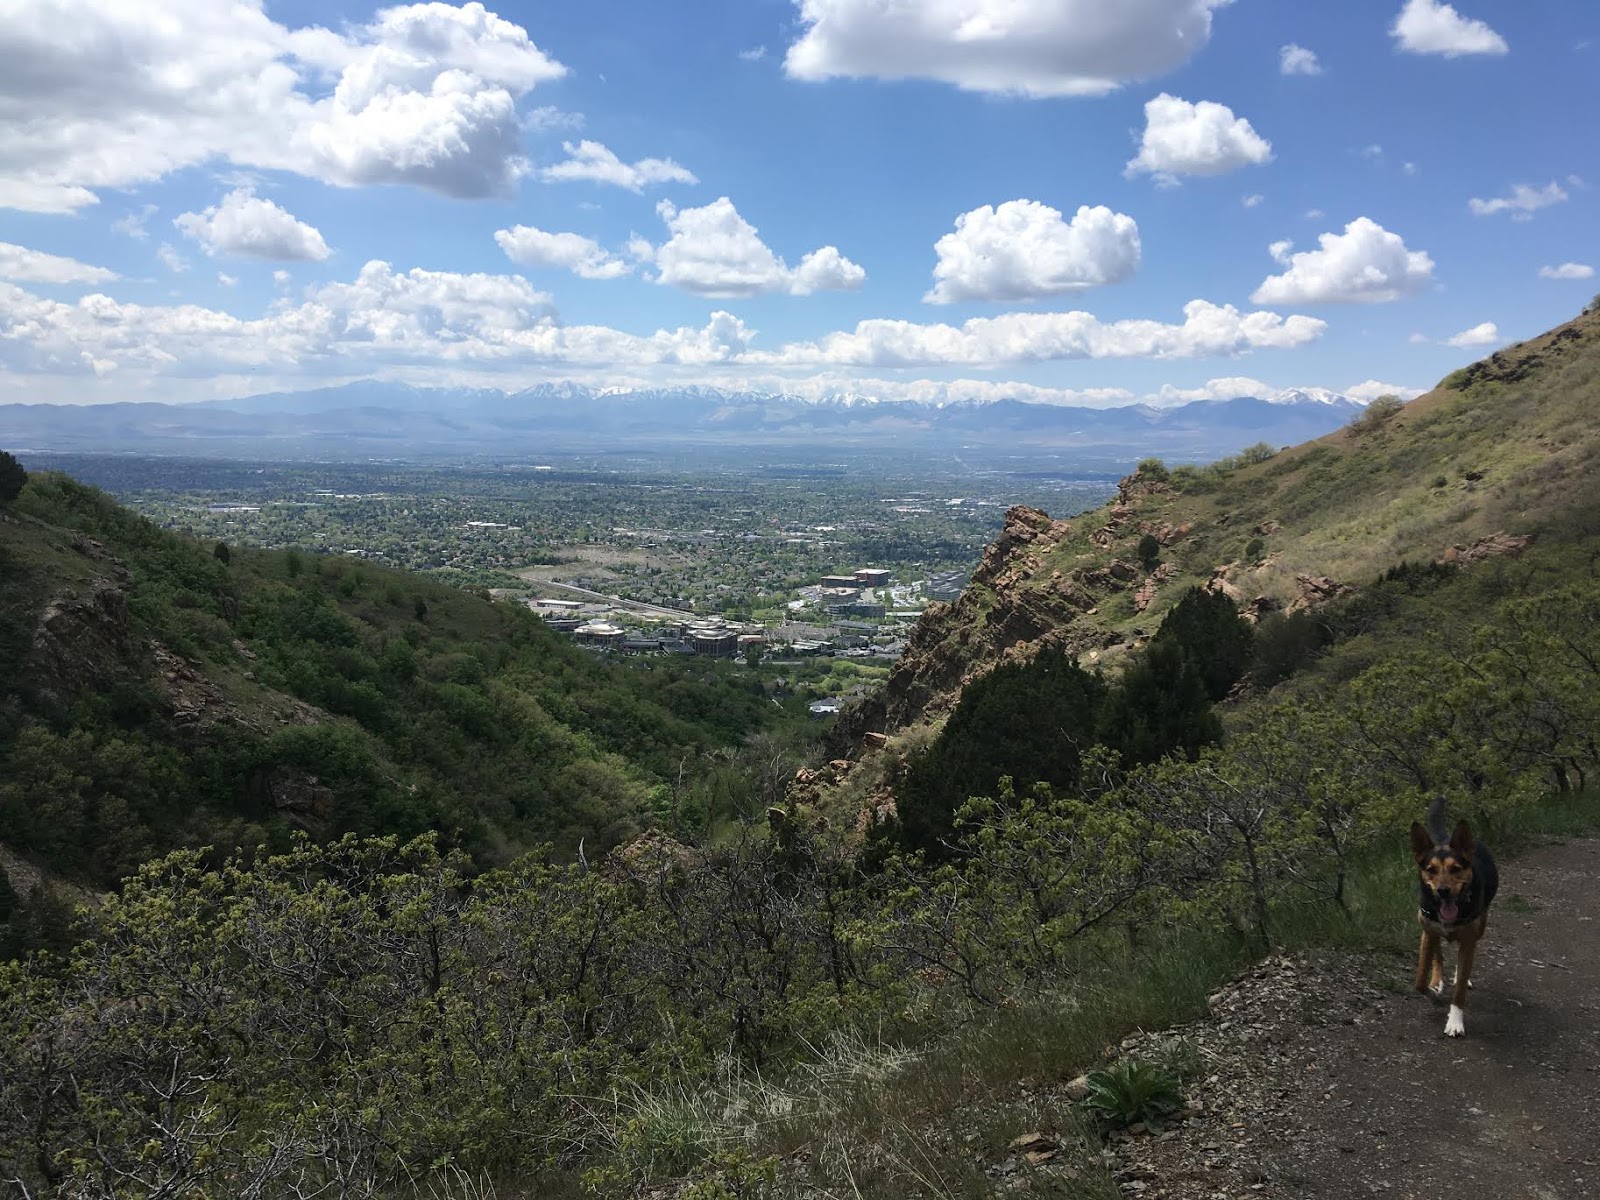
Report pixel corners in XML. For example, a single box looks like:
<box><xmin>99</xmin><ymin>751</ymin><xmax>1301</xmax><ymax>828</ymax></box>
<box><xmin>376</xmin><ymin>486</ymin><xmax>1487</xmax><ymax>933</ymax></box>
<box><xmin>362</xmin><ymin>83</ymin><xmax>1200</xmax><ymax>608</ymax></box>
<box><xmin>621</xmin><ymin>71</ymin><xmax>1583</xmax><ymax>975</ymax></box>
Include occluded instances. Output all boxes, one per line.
<box><xmin>850</xmin><ymin>308</ymin><xmax>1600</xmax><ymax>755</ymax></box>
<box><xmin>1054</xmin><ymin>309</ymin><xmax>1599</xmax><ymax>634</ymax></box>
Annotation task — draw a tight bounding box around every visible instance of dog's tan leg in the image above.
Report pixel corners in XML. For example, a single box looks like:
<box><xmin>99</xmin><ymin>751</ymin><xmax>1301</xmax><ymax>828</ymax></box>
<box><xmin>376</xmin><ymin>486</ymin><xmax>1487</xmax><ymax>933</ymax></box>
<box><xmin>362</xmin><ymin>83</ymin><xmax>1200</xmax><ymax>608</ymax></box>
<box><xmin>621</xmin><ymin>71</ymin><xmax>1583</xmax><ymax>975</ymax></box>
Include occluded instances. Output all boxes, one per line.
<box><xmin>1446</xmin><ymin>930</ymin><xmax>1479</xmax><ymax>1037</ymax></box>
<box><xmin>1415</xmin><ymin>927</ymin><xmax>1439</xmax><ymax>993</ymax></box>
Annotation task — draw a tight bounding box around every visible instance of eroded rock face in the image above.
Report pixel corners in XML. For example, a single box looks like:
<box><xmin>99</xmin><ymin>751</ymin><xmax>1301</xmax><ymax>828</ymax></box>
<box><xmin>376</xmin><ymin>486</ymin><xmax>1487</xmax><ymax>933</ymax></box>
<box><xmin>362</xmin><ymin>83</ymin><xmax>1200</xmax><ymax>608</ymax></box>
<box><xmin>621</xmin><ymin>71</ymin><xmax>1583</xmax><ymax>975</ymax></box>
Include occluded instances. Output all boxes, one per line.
<box><xmin>1139</xmin><ymin>519</ymin><xmax>1194</xmax><ymax>546</ymax></box>
<box><xmin>247</xmin><ymin>766</ymin><xmax>336</xmax><ymax>836</ymax></box>
<box><xmin>1207</xmin><ymin>563</ymin><xmax>1245</xmax><ymax>604</ymax></box>
<box><xmin>28</xmin><ymin>578</ymin><xmax>134</xmax><ymax>709</ymax></box>
<box><xmin>1288</xmin><ymin>574</ymin><xmax>1356</xmax><ymax>614</ymax></box>
<box><xmin>829</xmin><ymin>505</ymin><xmax>1148</xmax><ymax>754</ymax></box>
<box><xmin>1442</xmin><ymin>532</ymin><xmax>1534</xmax><ymax>563</ymax></box>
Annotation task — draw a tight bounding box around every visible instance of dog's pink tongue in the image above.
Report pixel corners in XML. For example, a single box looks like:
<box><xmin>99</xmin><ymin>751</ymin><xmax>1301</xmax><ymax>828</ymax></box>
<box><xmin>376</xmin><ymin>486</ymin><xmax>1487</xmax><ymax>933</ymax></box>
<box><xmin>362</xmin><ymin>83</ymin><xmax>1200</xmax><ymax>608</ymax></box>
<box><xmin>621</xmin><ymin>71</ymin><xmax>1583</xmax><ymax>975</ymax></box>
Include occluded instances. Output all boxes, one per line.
<box><xmin>1440</xmin><ymin>899</ymin><xmax>1460</xmax><ymax>922</ymax></box>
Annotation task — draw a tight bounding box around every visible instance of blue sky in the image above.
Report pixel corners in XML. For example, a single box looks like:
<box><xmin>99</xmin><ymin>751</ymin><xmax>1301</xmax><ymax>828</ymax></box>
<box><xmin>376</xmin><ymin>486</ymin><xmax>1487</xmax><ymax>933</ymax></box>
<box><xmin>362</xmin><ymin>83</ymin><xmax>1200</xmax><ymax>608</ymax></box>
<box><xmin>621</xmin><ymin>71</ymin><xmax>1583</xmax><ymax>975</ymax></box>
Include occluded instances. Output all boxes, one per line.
<box><xmin>0</xmin><ymin>0</ymin><xmax>1595</xmax><ymax>406</ymax></box>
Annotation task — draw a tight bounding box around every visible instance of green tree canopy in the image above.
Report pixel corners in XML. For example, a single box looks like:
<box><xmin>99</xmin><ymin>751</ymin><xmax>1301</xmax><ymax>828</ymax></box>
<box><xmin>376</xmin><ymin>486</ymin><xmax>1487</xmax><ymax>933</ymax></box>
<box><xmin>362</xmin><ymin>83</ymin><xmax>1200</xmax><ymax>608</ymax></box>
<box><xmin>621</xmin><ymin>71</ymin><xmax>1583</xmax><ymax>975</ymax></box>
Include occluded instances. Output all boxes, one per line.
<box><xmin>1152</xmin><ymin>586</ymin><xmax>1254</xmax><ymax>703</ymax></box>
<box><xmin>1096</xmin><ymin>637</ymin><xmax>1221</xmax><ymax>767</ymax></box>
<box><xmin>896</xmin><ymin>648</ymin><xmax>1105</xmax><ymax>854</ymax></box>
<box><xmin>0</xmin><ymin>451</ymin><xmax>26</xmax><ymax>504</ymax></box>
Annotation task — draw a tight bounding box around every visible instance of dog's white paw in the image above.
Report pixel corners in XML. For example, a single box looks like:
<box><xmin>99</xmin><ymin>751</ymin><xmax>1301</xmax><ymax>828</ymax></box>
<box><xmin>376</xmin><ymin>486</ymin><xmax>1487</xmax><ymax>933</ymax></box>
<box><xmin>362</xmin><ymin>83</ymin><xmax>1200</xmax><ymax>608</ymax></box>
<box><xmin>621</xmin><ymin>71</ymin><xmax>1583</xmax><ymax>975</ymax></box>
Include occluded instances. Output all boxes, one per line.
<box><xmin>1432</xmin><ymin>980</ymin><xmax>1448</xmax><ymax>998</ymax></box>
<box><xmin>1445</xmin><ymin>1005</ymin><xmax>1466</xmax><ymax>1037</ymax></box>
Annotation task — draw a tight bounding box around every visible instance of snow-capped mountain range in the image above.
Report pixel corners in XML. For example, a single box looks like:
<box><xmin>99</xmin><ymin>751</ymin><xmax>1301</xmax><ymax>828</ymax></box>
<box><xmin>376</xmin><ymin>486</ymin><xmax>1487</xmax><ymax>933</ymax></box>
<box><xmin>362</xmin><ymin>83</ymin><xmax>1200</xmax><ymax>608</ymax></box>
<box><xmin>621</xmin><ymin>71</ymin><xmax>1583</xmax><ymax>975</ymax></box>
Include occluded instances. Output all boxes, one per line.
<box><xmin>0</xmin><ymin>381</ymin><xmax>1388</xmax><ymax>463</ymax></box>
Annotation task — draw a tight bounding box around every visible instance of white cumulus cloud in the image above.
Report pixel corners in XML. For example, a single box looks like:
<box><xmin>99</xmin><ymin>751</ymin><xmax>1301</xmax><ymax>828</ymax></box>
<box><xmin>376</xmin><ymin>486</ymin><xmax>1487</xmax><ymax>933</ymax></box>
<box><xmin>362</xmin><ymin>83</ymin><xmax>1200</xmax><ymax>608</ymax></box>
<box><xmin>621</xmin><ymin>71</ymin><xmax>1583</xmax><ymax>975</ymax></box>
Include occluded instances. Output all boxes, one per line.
<box><xmin>1151</xmin><ymin>376</ymin><xmax>1275</xmax><ymax>405</ymax></box>
<box><xmin>1539</xmin><ymin>262</ymin><xmax>1595</xmax><ymax>281</ymax></box>
<box><xmin>0</xmin><ymin>0</ymin><xmax>567</xmax><ymax>213</ymax></box>
<box><xmin>0</xmin><ymin>266</ymin><xmax>1324</xmax><ymax>402</ymax></box>
<box><xmin>783</xmin><ymin>0</ymin><xmax>1231</xmax><ymax>98</ymax></box>
<box><xmin>1251</xmin><ymin>218</ymin><xmax>1435</xmax><ymax>305</ymax></box>
<box><xmin>924</xmin><ymin>200</ymin><xmax>1140</xmax><ymax>304</ymax></box>
<box><xmin>175</xmin><ymin>189</ymin><xmax>331</xmax><ymax>261</ymax></box>
<box><xmin>0</xmin><ymin>241</ymin><xmax>119</xmax><ymax>284</ymax></box>
<box><xmin>762</xmin><ymin>300</ymin><xmax>1325</xmax><ymax>369</ymax></box>
<box><xmin>1126</xmin><ymin>94</ymin><xmax>1272</xmax><ymax>182</ymax></box>
<box><xmin>1346</xmin><ymin>380</ymin><xmax>1425</xmax><ymax>402</ymax></box>
<box><xmin>1391</xmin><ymin>0</ymin><xmax>1508</xmax><ymax>57</ymax></box>
<box><xmin>494</xmin><ymin>225</ymin><xmax>631</xmax><ymax>279</ymax></box>
<box><xmin>1446</xmin><ymin>322</ymin><xmax>1499</xmax><ymax>348</ymax></box>
<box><xmin>1469</xmin><ymin>181</ymin><xmax>1568</xmax><ymax>220</ymax></box>
<box><xmin>538</xmin><ymin>140</ymin><xmax>697</xmax><ymax>192</ymax></box>
<box><xmin>1279</xmin><ymin>44</ymin><xmax>1323</xmax><ymax>75</ymax></box>
<box><xmin>643</xmin><ymin>198</ymin><xmax>866</xmax><ymax>298</ymax></box>
<box><xmin>157</xmin><ymin>244</ymin><xmax>189</xmax><ymax>275</ymax></box>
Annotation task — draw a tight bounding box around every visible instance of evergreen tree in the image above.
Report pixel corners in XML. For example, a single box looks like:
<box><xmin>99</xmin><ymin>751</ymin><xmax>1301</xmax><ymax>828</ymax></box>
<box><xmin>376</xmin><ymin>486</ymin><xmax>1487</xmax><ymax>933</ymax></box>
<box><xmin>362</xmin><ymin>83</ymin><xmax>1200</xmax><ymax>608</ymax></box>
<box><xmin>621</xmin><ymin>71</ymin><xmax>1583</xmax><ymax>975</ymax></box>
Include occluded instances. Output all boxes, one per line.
<box><xmin>1097</xmin><ymin>638</ymin><xmax>1221</xmax><ymax>766</ymax></box>
<box><xmin>0</xmin><ymin>867</ymin><xmax>18</xmax><ymax>959</ymax></box>
<box><xmin>213</xmin><ymin>540</ymin><xmax>231</xmax><ymax>566</ymax></box>
<box><xmin>1152</xmin><ymin>586</ymin><xmax>1253</xmax><ymax>702</ymax></box>
<box><xmin>896</xmin><ymin>648</ymin><xmax>1104</xmax><ymax>855</ymax></box>
<box><xmin>0</xmin><ymin>450</ymin><xmax>26</xmax><ymax>504</ymax></box>
<box><xmin>1137</xmin><ymin>534</ymin><xmax>1162</xmax><ymax>570</ymax></box>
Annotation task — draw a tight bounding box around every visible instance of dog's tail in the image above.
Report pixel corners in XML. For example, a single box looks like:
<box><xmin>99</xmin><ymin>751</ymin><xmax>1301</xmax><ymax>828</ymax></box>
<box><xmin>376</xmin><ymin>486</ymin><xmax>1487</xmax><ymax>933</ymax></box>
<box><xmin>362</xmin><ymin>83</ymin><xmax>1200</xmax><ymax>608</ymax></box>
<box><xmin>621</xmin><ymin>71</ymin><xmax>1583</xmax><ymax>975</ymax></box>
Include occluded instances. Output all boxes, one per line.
<box><xmin>1425</xmin><ymin>796</ymin><xmax>1449</xmax><ymax>844</ymax></box>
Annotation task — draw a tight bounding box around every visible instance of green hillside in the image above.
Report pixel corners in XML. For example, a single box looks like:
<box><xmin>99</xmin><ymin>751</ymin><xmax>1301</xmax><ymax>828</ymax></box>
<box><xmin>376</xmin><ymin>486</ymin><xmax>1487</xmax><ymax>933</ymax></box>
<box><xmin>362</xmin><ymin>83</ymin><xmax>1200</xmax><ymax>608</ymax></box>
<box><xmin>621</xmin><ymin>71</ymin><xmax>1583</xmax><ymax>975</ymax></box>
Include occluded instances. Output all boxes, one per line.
<box><xmin>829</xmin><ymin>304</ymin><xmax>1600</xmax><ymax>764</ymax></box>
<box><xmin>0</xmin><ymin>472</ymin><xmax>809</xmax><ymax>900</ymax></box>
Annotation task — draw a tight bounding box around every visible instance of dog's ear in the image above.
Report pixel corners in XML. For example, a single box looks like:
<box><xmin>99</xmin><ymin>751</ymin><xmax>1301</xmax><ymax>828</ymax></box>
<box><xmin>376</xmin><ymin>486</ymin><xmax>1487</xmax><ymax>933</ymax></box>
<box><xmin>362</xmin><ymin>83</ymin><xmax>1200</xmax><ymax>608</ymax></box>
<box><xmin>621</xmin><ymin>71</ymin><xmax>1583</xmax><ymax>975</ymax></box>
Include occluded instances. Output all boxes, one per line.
<box><xmin>1410</xmin><ymin>821</ymin><xmax>1433</xmax><ymax>863</ymax></box>
<box><xmin>1449</xmin><ymin>820</ymin><xmax>1475</xmax><ymax>857</ymax></box>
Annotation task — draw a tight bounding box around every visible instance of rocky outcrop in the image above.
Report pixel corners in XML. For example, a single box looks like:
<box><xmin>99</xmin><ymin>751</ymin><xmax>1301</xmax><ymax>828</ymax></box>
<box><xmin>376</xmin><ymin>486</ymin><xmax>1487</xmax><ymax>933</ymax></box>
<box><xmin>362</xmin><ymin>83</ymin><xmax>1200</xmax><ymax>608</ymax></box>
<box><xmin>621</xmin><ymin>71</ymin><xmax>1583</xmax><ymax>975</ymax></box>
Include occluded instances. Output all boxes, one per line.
<box><xmin>829</xmin><ymin>507</ymin><xmax>1108</xmax><ymax>752</ymax></box>
<box><xmin>970</xmin><ymin>505</ymin><xmax>1075</xmax><ymax>592</ymax></box>
<box><xmin>27</xmin><ymin>578</ymin><xmax>134</xmax><ymax>709</ymax></box>
<box><xmin>1441</xmin><ymin>532</ymin><xmax>1534</xmax><ymax>563</ymax></box>
<box><xmin>246</xmin><ymin>766</ymin><xmax>336</xmax><ymax>836</ymax></box>
<box><xmin>1287</xmin><ymin>574</ymin><xmax>1356</xmax><ymax>614</ymax></box>
<box><xmin>1133</xmin><ymin>563</ymin><xmax>1180</xmax><ymax>614</ymax></box>
<box><xmin>1206</xmin><ymin>563</ymin><xmax>1245</xmax><ymax>604</ymax></box>
<box><xmin>1139</xmin><ymin>519</ymin><xmax>1194</xmax><ymax>546</ymax></box>
<box><xmin>829</xmin><ymin>501</ymin><xmax>1174</xmax><ymax>754</ymax></box>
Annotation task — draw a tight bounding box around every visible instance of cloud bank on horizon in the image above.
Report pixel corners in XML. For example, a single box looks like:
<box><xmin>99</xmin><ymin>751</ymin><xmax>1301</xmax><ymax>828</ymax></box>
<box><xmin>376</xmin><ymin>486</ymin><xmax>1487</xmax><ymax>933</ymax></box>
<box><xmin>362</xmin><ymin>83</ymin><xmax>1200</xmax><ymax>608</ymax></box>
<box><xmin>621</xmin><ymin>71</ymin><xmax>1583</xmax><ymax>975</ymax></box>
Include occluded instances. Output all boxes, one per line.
<box><xmin>0</xmin><ymin>0</ymin><xmax>1594</xmax><ymax>407</ymax></box>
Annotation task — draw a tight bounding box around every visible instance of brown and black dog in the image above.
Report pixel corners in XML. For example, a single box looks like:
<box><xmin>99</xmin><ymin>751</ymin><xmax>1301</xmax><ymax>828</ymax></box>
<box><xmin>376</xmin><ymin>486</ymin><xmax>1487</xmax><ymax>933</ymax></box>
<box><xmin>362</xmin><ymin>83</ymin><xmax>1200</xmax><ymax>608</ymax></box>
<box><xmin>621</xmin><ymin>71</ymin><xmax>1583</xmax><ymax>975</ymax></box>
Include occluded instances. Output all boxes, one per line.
<box><xmin>1410</xmin><ymin>798</ymin><xmax>1499</xmax><ymax>1037</ymax></box>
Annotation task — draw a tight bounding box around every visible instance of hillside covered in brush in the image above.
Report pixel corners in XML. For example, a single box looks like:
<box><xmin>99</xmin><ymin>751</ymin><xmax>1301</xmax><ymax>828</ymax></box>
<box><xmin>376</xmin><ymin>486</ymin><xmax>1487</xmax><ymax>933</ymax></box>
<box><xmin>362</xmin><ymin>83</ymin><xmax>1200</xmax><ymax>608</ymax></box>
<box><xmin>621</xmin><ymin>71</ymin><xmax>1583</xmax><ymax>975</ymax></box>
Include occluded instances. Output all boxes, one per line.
<box><xmin>830</xmin><ymin>304</ymin><xmax>1600</xmax><ymax>765</ymax></box>
<box><xmin>0</xmin><ymin>473</ymin><xmax>812</xmax><ymax>924</ymax></box>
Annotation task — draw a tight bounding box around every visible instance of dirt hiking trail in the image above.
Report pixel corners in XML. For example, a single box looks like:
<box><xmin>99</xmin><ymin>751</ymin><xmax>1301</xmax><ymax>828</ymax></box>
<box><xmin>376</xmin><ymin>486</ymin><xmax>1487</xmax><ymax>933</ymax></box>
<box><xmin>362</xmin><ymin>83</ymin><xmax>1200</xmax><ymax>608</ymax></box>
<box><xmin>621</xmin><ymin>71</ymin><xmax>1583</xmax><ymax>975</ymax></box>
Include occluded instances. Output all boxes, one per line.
<box><xmin>1106</xmin><ymin>837</ymin><xmax>1600</xmax><ymax>1200</ymax></box>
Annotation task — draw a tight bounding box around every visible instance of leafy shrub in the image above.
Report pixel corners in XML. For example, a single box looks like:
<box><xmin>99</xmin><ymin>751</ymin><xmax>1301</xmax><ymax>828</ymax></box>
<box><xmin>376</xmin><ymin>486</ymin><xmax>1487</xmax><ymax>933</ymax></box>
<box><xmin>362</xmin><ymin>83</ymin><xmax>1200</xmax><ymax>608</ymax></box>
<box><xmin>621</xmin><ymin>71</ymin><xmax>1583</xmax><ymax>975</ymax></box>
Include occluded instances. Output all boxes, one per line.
<box><xmin>1349</xmin><ymin>394</ymin><xmax>1405</xmax><ymax>434</ymax></box>
<box><xmin>1137</xmin><ymin>533</ymin><xmax>1162</xmax><ymax>570</ymax></box>
<box><xmin>1250</xmin><ymin>611</ymin><xmax>1331</xmax><ymax>687</ymax></box>
<box><xmin>1135</xmin><ymin>457</ymin><xmax>1170</xmax><ymax>483</ymax></box>
<box><xmin>1081</xmin><ymin>1060</ymin><xmax>1184</xmax><ymax>1131</ymax></box>
<box><xmin>1238</xmin><ymin>441</ymin><xmax>1278</xmax><ymax>466</ymax></box>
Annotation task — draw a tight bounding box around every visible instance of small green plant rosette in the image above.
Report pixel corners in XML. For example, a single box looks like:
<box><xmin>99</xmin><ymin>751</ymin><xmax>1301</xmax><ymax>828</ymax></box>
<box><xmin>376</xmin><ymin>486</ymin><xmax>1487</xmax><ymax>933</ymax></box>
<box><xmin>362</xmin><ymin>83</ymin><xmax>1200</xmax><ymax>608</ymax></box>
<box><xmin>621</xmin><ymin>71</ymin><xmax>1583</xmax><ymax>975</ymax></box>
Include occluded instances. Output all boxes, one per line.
<box><xmin>1081</xmin><ymin>1060</ymin><xmax>1184</xmax><ymax>1133</ymax></box>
